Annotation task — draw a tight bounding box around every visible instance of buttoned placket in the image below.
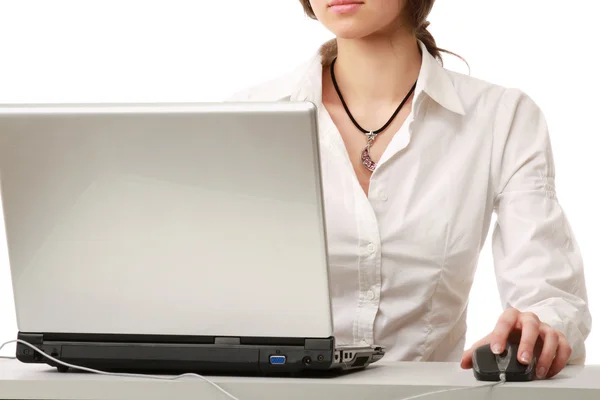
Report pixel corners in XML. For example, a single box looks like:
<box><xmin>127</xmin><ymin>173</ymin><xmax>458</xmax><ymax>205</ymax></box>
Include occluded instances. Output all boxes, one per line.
<box><xmin>355</xmin><ymin>95</ymin><xmax>424</xmax><ymax>346</ymax></box>
<box><xmin>317</xmin><ymin>101</ymin><xmax>385</xmax><ymax>346</ymax></box>
<box><xmin>354</xmin><ymin>189</ymin><xmax>383</xmax><ymax>346</ymax></box>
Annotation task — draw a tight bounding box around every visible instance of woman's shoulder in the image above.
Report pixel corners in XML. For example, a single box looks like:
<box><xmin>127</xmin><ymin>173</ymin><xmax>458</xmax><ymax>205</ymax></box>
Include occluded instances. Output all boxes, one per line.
<box><xmin>226</xmin><ymin>73</ymin><xmax>292</xmax><ymax>102</ymax></box>
<box><xmin>226</xmin><ymin>55</ymin><xmax>320</xmax><ymax>102</ymax></box>
<box><xmin>444</xmin><ymin>67</ymin><xmax>541</xmax><ymax>119</ymax></box>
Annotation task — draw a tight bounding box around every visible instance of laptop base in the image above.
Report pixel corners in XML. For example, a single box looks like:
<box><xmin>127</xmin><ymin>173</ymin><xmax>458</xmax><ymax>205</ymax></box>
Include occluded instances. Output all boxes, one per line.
<box><xmin>16</xmin><ymin>332</ymin><xmax>385</xmax><ymax>375</ymax></box>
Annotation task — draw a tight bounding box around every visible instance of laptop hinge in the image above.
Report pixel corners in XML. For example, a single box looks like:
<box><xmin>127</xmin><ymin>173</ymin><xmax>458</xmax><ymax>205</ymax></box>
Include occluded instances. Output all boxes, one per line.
<box><xmin>304</xmin><ymin>338</ymin><xmax>334</xmax><ymax>351</ymax></box>
<box><xmin>17</xmin><ymin>332</ymin><xmax>44</xmax><ymax>345</ymax></box>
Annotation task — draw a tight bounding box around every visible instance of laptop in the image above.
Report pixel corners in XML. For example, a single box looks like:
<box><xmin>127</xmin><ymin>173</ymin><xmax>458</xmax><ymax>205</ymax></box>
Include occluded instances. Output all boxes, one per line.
<box><xmin>0</xmin><ymin>102</ymin><xmax>385</xmax><ymax>375</ymax></box>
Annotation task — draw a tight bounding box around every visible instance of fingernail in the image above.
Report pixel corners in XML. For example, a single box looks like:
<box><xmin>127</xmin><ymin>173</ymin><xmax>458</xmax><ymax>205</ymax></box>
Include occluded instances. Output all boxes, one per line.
<box><xmin>537</xmin><ymin>367</ymin><xmax>547</xmax><ymax>378</ymax></box>
<box><xmin>521</xmin><ymin>352</ymin><xmax>531</xmax><ymax>363</ymax></box>
<box><xmin>492</xmin><ymin>344</ymin><xmax>502</xmax><ymax>354</ymax></box>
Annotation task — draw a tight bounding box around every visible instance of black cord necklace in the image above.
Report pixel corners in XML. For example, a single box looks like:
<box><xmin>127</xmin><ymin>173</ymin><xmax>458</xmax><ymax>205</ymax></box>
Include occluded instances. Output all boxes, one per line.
<box><xmin>330</xmin><ymin>57</ymin><xmax>417</xmax><ymax>172</ymax></box>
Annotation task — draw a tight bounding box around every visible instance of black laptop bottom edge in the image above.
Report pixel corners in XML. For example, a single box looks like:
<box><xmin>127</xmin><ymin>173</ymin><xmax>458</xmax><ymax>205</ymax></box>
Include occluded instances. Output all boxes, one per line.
<box><xmin>16</xmin><ymin>332</ymin><xmax>385</xmax><ymax>376</ymax></box>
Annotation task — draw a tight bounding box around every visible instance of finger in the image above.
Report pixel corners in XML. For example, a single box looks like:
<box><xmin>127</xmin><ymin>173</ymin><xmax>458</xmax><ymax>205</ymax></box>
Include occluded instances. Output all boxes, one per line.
<box><xmin>491</xmin><ymin>308</ymin><xmax>520</xmax><ymax>354</ymax></box>
<box><xmin>547</xmin><ymin>334</ymin><xmax>572</xmax><ymax>378</ymax></box>
<box><xmin>517</xmin><ymin>313</ymin><xmax>540</xmax><ymax>364</ymax></box>
<box><xmin>461</xmin><ymin>336</ymin><xmax>490</xmax><ymax>369</ymax></box>
<box><xmin>461</xmin><ymin>350</ymin><xmax>473</xmax><ymax>369</ymax></box>
<box><xmin>461</xmin><ymin>346</ymin><xmax>474</xmax><ymax>369</ymax></box>
<box><xmin>536</xmin><ymin>327</ymin><xmax>558</xmax><ymax>379</ymax></box>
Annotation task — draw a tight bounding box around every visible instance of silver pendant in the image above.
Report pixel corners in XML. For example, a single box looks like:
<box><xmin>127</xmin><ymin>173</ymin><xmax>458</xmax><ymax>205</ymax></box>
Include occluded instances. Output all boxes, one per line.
<box><xmin>361</xmin><ymin>132</ymin><xmax>377</xmax><ymax>172</ymax></box>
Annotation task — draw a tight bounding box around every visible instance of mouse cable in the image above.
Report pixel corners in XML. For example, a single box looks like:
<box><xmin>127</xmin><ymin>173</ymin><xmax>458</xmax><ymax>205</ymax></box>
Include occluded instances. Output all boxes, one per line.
<box><xmin>392</xmin><ymin>374</ymin><xmax>506</xmax><ymax>400</ymax></box>
<box><xmin>2</xmin><ymin>338</ymin><xmax>507</xmax><ymax>400</ymax></box>
<box><xmin>0</xmin><ymin>339</ymin><xmax>240</xmax><ymax>400</ymax></box>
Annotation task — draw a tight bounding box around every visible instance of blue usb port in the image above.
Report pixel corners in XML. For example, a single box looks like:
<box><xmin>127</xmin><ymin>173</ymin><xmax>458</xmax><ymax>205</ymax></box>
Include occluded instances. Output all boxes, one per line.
<box><xmin>269</xmin><ymin>355</ymin><xmax>286</xmax><ymax>365</ymax></box>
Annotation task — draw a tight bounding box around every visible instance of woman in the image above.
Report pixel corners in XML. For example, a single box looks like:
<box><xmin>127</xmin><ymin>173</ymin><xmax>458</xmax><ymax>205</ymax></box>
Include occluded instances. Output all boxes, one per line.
<box><xmin>229</xmin><ymin>0</ymin><xmax>591</xmax><ymax>379</ymax></box>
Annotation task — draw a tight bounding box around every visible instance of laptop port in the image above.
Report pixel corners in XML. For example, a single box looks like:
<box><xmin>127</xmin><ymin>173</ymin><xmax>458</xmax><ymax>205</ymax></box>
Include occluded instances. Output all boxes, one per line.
<box><xmin>269</xmin><ymin>355</ymin><xmax>286</xmax><ymax>365</ymax></box>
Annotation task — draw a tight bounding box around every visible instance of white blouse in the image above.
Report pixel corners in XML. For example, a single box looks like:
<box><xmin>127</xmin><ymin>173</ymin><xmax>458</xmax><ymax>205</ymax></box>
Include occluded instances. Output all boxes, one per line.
<box><xmin>228</xmin><ymin>41</ymin><xmax>591</xmax><ymax>363</ymax></box>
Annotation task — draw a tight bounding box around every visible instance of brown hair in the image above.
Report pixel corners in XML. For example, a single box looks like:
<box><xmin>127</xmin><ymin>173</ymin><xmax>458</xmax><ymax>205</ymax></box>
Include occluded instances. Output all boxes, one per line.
<box><xmin>299</xmin><ymin>0</ymin><xmax>459</xmax><ymax>66</ymax></box>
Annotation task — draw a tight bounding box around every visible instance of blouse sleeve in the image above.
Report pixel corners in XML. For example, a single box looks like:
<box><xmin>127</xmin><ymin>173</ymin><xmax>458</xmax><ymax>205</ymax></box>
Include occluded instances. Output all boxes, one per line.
<box><xmin>491</xmin><ymin>88</ymin><xmax>592</xmax><ymax>364</ymax></box>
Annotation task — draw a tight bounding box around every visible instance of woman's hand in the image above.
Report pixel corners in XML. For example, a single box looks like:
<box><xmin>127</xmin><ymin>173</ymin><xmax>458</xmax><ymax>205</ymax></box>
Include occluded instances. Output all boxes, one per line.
<box><xmin>460</xmin><ymin>308</ymin><xmax>572</xmax><ymax>379</ymax></box>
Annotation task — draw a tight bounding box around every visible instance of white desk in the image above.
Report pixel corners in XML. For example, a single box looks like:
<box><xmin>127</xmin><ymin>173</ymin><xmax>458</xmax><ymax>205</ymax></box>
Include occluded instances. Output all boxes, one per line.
<box><xmin>1</xmin><ymin>359</ymin><xmax>599</xmax><ymax>400</ymax></box>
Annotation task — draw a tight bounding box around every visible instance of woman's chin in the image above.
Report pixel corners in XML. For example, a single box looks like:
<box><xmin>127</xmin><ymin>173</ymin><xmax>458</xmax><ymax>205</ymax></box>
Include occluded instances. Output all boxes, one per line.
<box><xmin>327</xmin><ymin>24</ymin><xmax>375</xmax><ymax>40</ymax></box>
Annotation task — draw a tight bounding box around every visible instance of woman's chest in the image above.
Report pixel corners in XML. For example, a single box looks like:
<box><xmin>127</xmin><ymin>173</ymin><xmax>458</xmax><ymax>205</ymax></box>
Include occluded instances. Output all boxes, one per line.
<box><xmin>318</xmin><ymin>110</ymin><xmax>496</xmax><ymax>264</ymax></box>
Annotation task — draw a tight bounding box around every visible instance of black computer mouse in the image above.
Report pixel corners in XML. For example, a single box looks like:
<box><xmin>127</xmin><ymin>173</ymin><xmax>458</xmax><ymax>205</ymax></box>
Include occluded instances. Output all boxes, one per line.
<box><xmin>472</xmin><ymin>341</ymin><xmax>536</xmax><ymax>382</ymax></box>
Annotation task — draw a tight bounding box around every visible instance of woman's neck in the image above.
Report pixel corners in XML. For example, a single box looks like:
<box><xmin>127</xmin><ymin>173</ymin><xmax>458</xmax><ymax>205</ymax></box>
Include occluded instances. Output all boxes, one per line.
<box><xmin>332</xmin><ymin>28</ymin><xmax>422</xmax><ymax>107</ymax></box>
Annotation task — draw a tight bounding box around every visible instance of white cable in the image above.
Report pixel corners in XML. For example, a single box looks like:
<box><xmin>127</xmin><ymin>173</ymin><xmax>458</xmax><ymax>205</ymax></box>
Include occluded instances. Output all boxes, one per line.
<box><xmin>394</xmin><ymin>374</ymin><xmax>506</xmax><ymax>400</ymax></box>
<box><xmin>0</xmin><ymin>341</ymin><xmax>16</xmax><ymax>359</ymax></box>
<box><xmin>1</xmin><ymin>338</ymin><xmax>508</xmax><ymax>400</ymax></box>
<box><xmin>0</xmin><ymin>339</ymin><xmax>240</xmax><ymax>400</ymax></box>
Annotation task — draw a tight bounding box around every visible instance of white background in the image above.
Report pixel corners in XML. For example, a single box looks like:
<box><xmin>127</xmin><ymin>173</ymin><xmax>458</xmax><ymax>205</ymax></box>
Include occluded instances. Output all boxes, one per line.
<box><xmin>0</xmin><ymin>0</ymin><xmax>598</xmax><ymax>363</ymax></box>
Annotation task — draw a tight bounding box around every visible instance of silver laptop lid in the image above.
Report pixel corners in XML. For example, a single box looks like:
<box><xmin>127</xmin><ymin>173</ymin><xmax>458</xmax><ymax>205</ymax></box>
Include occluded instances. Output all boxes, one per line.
<box><xmin>0</xmin><ymin>102</ymin><xmax>333</xmax><ymax>339</ymax></box>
